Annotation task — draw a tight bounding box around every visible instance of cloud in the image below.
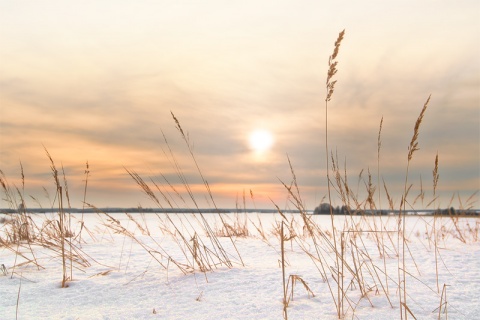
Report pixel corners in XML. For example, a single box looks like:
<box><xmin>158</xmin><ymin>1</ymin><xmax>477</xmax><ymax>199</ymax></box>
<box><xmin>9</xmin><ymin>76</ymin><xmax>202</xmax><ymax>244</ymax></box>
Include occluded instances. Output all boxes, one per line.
<box><xmin>1</xmin><ymin>0</ymin><xmax>478</xmax><ymax>209</ymax></box>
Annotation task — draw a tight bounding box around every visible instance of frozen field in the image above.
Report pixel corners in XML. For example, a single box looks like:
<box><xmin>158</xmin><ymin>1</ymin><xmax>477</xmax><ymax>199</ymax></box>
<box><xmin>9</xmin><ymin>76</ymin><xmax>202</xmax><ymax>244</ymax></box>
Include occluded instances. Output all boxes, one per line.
<box><xmin>1</xmin><ymin>212</ymin><xmax>479</xmax><ymax>319</ymax></box>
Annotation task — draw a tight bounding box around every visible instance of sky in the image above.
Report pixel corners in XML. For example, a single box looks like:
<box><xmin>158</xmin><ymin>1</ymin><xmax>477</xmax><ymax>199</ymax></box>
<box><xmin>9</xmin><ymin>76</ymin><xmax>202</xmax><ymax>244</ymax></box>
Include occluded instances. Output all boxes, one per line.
<box><xmin>1</xmin><ymin>1</ymin><xmax>479</xmax><ymax>210</ymax></box>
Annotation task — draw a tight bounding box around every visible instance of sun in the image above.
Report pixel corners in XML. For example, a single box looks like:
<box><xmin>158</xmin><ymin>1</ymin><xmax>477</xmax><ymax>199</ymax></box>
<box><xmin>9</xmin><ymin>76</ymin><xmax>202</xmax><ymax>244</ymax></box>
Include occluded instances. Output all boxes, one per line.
<box><xmin>249</xmin><ymin>129</ymin><xmax>274</xmax><ymax>153</ymax></box>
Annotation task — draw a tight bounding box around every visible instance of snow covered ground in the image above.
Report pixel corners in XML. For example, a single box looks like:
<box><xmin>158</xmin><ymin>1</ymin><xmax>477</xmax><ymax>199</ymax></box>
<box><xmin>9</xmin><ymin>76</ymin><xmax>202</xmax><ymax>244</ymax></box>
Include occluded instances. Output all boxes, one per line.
<box><xmin>1</xmin><ymin>212</ymin><xmax>479</xmax><ymax>319</ymax></box>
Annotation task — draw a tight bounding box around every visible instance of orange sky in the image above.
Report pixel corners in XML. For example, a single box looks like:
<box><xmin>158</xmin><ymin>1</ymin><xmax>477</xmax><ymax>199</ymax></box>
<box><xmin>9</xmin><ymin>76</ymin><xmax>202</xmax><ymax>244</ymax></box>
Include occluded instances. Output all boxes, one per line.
<box><xmin>1</xmin><ymin>1</ymin><xmax>479</xmax><ymax>210</ymax></box>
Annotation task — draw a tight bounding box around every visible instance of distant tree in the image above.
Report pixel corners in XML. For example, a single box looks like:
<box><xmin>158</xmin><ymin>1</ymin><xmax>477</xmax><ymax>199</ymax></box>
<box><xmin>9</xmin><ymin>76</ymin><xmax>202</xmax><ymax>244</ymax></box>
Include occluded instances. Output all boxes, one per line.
<box><xmin>340</xmin><ymin>205</ymin><xmax>350</xmax><ymax>215</ymax></box>
<box><xmin>313</xmin><ymin>203</ymin><xmax>333</xmax><ymax>215</ymax></box>
<box><xmin>435</xmin><ymin>207</ymin><xmax>457</xmax><ymax>216</ymax></box>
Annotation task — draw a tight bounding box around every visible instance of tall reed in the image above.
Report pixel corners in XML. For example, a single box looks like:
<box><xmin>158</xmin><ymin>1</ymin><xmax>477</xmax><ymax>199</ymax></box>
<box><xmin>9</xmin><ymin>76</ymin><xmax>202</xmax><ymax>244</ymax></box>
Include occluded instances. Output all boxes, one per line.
<box><xmin>79</xmin><ymin>161</ymin><xmax>90</xmax><ymax>244</ymax></box>
<box><xmin>171</xmin><ymin>112</ymin><xmax>244</xmax><ymax>267</ymax></box>
<box><xmin>399</xmin><ymin>95</ymin><xmax>431</xmax><ymax>319</ymax></box>
<box><xmin>433</xmin><ymin>153</ymin><xmax>440</xmax><ymax>293</ymax></box>
<box><xmin>123</xmin><ymin>116</ymin><xmax>245</xmax><ymax>276</ymax></box>
<box><xmin>281</xmin><ymin>221</ymin><xmax>288</xmax><ymax>320</ymax></box>
<box><xmin>325</xmin><ymin>29</ymin><xmax>345</xmax><ymax>319</ymax></box>
<box><xmin>45</xmin><ymin>147</ymin><xmax>69</xmax><ymax>287</ymax></box>
<box><xmin>377</xmin><ymin>116</ymin><xmax>390</xmax><ymax>295</ymax></box>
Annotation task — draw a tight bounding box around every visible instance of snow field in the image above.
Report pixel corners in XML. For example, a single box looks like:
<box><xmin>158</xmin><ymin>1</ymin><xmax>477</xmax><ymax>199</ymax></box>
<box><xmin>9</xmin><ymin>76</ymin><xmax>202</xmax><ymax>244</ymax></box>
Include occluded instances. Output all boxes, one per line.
<box><xmin>1</xmin><ymin>213</ymin><xmax>479</xmax><ymax>319</ymax></box>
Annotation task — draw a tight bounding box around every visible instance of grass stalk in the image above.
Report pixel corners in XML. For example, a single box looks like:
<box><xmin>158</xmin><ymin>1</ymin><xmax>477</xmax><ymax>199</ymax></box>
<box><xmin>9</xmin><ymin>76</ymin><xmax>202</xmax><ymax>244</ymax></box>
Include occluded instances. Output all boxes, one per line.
<box><xmin>281</xmin><ymin>221</ymin><xmax>288</xmax><ymax>320</ymax></box>
<box><xmin>16</xmin><ymin>276</ymin><xmax>22</xmax><ymax>320</ymax></box>
<box><xmin>61</xmin><ymin>165</ymin><xmax>74</xmax><ymax>282</ymax></box>
<box><xmin>58</xmin><ymin>186</ymin><xmax>67</xmax><ymax>288</ymax></box>
<box><xmin>79</xmin><ymin>161</ymin><xmax>90</xmax><ymax>244</ymax></box>
<box><xmin>399</xmin><ymin>95</ymin><xmax>431</xmax><ymax>319</ymax></box>
<box><xmin>438</xmin><ymin>284</ymin><xmax>448</xmax><ymax>320</ymax></box>
<box><xmin>325</xmin><ymin>29</ymin><xmax>345</xmax><ymax>319</ymax></box>
<box><xmin>377</xmin><ymin>116</ymin><xmax>390</xmax><ymax>295</ymax></box>
<box><xmin>171</xmin><ymin>112</ymin><xmax>244</xmax><ymax>267</ymax></box>
<box><xmin>433</xmin><ymin>153</ymin><xmax>440</xmax><ymax>293</ymax></box>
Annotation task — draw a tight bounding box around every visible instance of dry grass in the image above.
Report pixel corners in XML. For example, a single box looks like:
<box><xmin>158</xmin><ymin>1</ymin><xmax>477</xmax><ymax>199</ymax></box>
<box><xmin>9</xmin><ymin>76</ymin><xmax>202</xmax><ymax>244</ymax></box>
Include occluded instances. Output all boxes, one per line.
<box><xmin>398</xmin><ymin>95</ymin><xmax>431</xmax><ymax>319</ymax></box>
<box><xmin>437</xmin><ymin>284</ymin><xmax>449</xmax><ymax>319</ymax></box>
<box><xmin>16</xmin><ymin>276</ymin><xmax>21</xmax><ymax>320</ymax></box>
<box><xmin>122</xmin><ymin>169</ymin><xmax>243</xmax><ymax>277</ymax></box>
<box><xmin>269</xmin><ymin>29</ymin><xmax>475</xmax><ymax>320</ymax></box>
<box><xmin>1</xmin><ymin>167</ymin><xmax>477</xmax><ymax>319</ymax></box>
<box><xmin>325</xmin><ymin>29</ymin><xmax>346</xmax><ymax>319</ymax></box>
<box><xmin>0</xmin><ymin>150</ymin><xmax>92</xmax><ymax>290</ymax></box>
<box><xmin>0</xmin><ymin>30</ymin><xmax>478</xmax><ymax>320</ymax></box>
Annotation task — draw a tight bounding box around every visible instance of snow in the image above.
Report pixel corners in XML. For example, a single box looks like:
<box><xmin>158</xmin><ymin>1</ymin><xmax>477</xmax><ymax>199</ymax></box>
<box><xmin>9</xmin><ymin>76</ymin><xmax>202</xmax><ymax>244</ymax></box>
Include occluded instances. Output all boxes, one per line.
<box><xmin>1</xmin><ymin>212</ymin><xmax>479</xmax><ymax>319</ymax></box>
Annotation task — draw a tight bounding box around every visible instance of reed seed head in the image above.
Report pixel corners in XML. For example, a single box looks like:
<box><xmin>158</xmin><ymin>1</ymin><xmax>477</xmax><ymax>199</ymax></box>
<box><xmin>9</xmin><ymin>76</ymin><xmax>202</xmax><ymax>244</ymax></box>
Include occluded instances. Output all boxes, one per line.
<box><xmin>325</xmin><ymin>29</ymin><xmax>345</xmax><ymax>102</ymax></box>
<box><xmin>408</xmin><ymin>95</ymin><xmax>431</xmax><ymax>161</ymax></box>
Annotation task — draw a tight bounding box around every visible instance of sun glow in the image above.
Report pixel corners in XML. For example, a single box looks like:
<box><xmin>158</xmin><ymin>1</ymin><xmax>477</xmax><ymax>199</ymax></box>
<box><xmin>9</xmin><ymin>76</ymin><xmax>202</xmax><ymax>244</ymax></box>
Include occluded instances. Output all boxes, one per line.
<box><xmin>249</xmin><ymin>129</ymin><xmax>274</xmax><ymax>153</ymax></box>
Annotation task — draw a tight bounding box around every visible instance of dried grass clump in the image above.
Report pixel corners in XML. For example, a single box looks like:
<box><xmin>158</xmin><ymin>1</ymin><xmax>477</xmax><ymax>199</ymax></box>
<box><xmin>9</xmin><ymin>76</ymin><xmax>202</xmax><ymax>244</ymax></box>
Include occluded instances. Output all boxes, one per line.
<box><xmin>123</xmin><ymin>170</ymin><xmax>243</xmax><ymax>278</ymax></box>
<box><xmin>213</xmin><ymin>213</ymin><xmax>250</xmax><ymax>238</ymax></box>
<box><xmin>118</xmin><ymin>114</ymin><xmax>245</xmax><ymax>278</ymax></box>
<box><xmin>271</xmin><ymin>29</ymin><xmax>465</xmax><ymax>320</ymax></box>
<box><xmin>1</xmin><ymin>151</ymin><xmax>92</xmax><ymax>288</ymax></box>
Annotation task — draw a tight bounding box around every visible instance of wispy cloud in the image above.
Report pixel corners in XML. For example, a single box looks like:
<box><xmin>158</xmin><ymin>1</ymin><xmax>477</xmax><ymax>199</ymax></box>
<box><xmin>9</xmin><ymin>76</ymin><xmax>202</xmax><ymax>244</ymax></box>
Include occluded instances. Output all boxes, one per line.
<box><xmin>1</xmin><ymin>0</ymin><xmax>478</xmax><ymax>209</ymax></box>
